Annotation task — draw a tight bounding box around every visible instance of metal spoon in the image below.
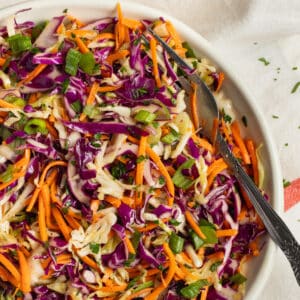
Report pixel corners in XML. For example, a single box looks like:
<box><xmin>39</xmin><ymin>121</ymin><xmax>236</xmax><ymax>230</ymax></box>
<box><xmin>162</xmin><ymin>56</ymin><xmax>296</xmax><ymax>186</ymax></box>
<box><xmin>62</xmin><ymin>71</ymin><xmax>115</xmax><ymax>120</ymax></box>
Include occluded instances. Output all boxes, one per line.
<box><xmin>147</xmin><ymin>27</ymin><xmax>300</xmax><ymax>285</ymax></box>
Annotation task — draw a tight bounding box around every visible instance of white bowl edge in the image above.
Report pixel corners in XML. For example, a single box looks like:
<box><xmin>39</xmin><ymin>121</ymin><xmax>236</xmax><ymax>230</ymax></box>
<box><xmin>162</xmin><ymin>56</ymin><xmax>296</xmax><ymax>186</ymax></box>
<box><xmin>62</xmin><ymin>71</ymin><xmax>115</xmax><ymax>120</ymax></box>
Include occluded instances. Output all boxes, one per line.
<box><xmin>0</xmin><ymin>0</ymin><xmax>284</xmax><ymax>299</ymax></box>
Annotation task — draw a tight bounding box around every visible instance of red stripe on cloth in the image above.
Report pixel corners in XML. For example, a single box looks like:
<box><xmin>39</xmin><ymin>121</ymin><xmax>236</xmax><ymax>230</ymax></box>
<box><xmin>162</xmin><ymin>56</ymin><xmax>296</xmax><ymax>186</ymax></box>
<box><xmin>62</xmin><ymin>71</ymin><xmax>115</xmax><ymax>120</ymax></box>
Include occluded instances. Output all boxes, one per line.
<box><xmin>284</xmin><ymin>178</ymin><xmax>300</xmax><ymax>211</ymax></box>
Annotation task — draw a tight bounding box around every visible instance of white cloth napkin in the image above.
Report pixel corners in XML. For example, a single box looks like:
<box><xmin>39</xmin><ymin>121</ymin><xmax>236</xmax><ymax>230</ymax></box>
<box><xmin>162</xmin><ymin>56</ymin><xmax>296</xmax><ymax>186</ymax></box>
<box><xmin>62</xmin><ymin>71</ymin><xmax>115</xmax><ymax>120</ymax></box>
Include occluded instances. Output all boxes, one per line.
<box><xmin>0</xmin><ymin>0</ymin><xmax>299</xmax><ymax>298</ymax></box>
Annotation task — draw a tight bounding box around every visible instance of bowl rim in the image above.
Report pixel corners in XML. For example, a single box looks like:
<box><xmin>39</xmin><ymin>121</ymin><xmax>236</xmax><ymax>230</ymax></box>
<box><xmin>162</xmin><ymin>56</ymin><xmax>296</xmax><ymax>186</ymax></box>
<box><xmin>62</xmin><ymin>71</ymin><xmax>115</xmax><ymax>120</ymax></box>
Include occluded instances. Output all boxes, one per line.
<box><xmin>0</xmin><ymin>0</ymin><xmax>283</xmax><ymax>299</ymax></box>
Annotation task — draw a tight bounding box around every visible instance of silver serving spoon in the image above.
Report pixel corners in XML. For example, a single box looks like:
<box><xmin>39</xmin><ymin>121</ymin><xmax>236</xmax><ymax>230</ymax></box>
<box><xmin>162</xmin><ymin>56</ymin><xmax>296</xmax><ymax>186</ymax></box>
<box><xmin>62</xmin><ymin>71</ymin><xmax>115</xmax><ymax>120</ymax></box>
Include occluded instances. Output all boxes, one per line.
<box><xmin>147</xmin><ymin>27</ymin><xmax>300</xmax><ymax>285</ymax></box>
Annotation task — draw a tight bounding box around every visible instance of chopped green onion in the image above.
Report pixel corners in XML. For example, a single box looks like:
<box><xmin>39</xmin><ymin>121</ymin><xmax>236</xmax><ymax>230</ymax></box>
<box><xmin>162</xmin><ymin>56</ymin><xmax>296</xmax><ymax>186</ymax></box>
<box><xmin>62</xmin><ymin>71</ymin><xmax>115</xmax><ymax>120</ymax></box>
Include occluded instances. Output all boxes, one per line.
<box><xmin>209</xmin><ymin>260</ymin><xmax>222</xmax><ymax>272</ymax></box>
<box><xmin>79</xmin><ymin>52</ymin><xmax>96</xmax><ymax>74</ymax></box>
<box><xmin>169</xmin><ymin>232</ymin><xmax>184</xmax><ymax>254</ymax></box>
<box><xmin>0</xmin><ymin>165</ymin><xmax>14</xmax><ymax>183</ymax></box>
<box><xmin>283</xmin><ymin>178</ymin><xmax>290</xmax><ymax>188</ymax></box>
<box><xmin>61</xmin><ymin>78</ymin><xmax>70</xmax><ymax>94</ymax></box>
<box><xmin>161</xmin><ymin>129</ymin><xmax>180</xmax><ymax>144</ymax></box>
<box><xmin>31</xmin><ymin>21</ymin><xmax>47</xmax><ymax>41</ymax></box>
<box><xmin>70</xmin><ymin>100</ymin><xmax>82</xmax><ymax>113</ymax></box>
<box><xmin>169</xmin><ymin>219</ymin><xmax>181</xmax><ymax>226</ymax></box>
<box><xmin>8</xmin><ymin>34</ymin><xmax>32</xmax><ymax>55</ymax></box>
<box><xmin>258</xmin><ymin>57</ymin><xmax>270</xmax><ymax>66</ymax></box>
<box><xmin>4</xmin><ymin>95</ymin><xmax>25</xmax><ymax>108</ymax></box>
<box><xmin>182</xmin><ymin>41</ymin><xmax>196</xmax><ymax>58</ymax></box>
<box><xmin>291</xmin><ymin>81</ymin><xmax>300</xmax><ymax>94</ymax></box>
<box><xmin>133</xmin><ymin>281</ymin><xmax>154</xmax><ymax>292</ymax></box>
<box><xmin>24</xmin><ymin>118</ymin><xmax>48</xmax><ymax>135</ymax></box>
<box><xmin>65</xmin><ymin>48</ymin><xmax>82</xmax><ymax>76</ymax></box>
<box><xmin>172</xmin><ymin>159</ymin><xmax>195</xmax><ymax>189</ymax></box>
<box><xmin>229</xmin><ymin>273</ymin><xmax>247</xmax><ymax>285</ymax></box>
<box><xmin>158</xmin><ymin>176</ymin><xmax>165</xmax><ymax>185</ymax></box>
<box><xmin>134</xmin><ymin>110</ymin><xmax>156</xmax><ymax>124</ymax></box>
<box><xmin>180</xmin><ymin>279</ymin><xmax>209</xmax><ymax>299</ymax></box>
<box><xmin>89</xmin><ymin>242</ymin><xmax>100</xmax><ymax>254</ymax></box>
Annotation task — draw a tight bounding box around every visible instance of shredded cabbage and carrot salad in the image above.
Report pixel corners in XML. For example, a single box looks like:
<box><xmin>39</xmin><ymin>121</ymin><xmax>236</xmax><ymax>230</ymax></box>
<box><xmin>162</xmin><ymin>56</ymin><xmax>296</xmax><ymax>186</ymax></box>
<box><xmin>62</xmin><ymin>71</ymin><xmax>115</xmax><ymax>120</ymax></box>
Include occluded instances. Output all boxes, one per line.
<box><xmin>0</xmin><ymin>4</ymin><xmax>266</xmax><ymax>300</ymax></box>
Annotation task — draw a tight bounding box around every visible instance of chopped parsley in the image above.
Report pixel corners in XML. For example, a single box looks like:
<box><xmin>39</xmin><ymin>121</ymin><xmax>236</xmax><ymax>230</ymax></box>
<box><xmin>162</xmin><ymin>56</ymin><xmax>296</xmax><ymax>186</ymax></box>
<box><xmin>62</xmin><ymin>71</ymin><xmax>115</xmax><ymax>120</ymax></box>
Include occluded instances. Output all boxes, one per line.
<box><xmin>89</xmin><ymin>243</ymin><xmax>100</xmax><ymax>254</ymax></box>
<box><xmin>158</xmin><ymin>176</ymin><xmax>165</xmax><ymax>185</ymax></box>
<box><xmin>136</xmin><ymin>155</ymin><xmax>147</xmax><ymax>163</ymax></box>
<box><xmin>110</xmin><ymin>161</ymin><xmax>126</xmax><ymax>179</ymax></box>
<box><xmin>292</xmin><ymin>66</ymin><xmax>298</xmax><ymax>70</ymax></box>
<box><xmin>258</xmin><ymin>57</ymin><xmax>270</xmax><ymax>66</ymax></box>
<box><xmin>283</xmin><ymin>178</ymin><xmax>291</xmax><ymax>188</ymax></box>
<box><xmin>284</xmin><ymin>142</ymin><xmax>288</xmax><ymax>147</ymax></box>
<box><xmin>291</xmin><ymin>81</ymin><xmax>300</xmax><ymax>93</ymax></box>
<box><xmin>63</xmin><ymin>8</ymin><xmax>68</xmax><ymax>13</ymax></box>
<box><xmin>272</xmin><ymin>115</ymin><xmax>279</xmax><ymax>119</ymax></box>
<box><xmin>221</xmin><ymin>109</ymin><xmax>232</xmax><ymax>123</ymax></box>
<box><xmin>169</xmin><ymin>219</ymin><xmax>181</xmax><ymax>226</ymax></box>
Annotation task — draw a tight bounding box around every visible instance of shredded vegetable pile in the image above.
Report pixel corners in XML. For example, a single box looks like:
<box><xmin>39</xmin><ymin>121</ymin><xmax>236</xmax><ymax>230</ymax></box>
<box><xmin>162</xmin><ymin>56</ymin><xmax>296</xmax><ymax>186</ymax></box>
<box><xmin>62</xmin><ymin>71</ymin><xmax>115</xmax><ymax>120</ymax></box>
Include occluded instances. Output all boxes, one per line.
<box><xmin>0</xmin><ymin>4</ymin><xmax>267</xmax><ymax>300</ymax></box>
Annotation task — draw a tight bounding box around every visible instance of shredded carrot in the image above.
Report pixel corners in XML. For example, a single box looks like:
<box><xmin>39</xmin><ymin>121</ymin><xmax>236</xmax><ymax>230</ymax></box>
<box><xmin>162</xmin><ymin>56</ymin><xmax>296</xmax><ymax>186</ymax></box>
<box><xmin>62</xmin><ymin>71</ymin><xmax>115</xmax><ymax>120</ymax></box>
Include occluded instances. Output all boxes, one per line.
<box><xmin>115</xmin><ymin>2</ymin><xmax>125</xmax><ymax>49</ymax></box>
<box><xmin>17</xmin><ymin>64</ymin><xmax>47</xmax><ymax>86</ymax></box>
<box><xmin>38</xmin><ymin>194</ymin><xmax>48</xmax><ymax>242</ymax></box>
<box><xmin>165</xmin><ymin>21</ymin><xmax>182</xmax><ymax>49</ymax></box>
<box><xmin>200</xmin><ymin>286</ymin><xmax>209</xmax><ymax>300</ymax></box>
<box><xmin>27</xmin><ymin>161</ymin><xmax>67</xmax><ymax>211</ymax></box>
<box><xmin>39</xmin><ymin>161</ymin><xmax>68</xmax><ymax>187</ymax></box>
<box><xmin>216</xmin><ymin>72</ymin><xmax>225</xmax><ymax>92</ymax></box>
<box><xmin>79</xmin><ymin>81</ymin><xmax>99</xmax><ymax>121</ymax></box>
<box><xmin>150</xmin><ymin>37</ymin><xmax>161</xmax><ymax>87</ymax></box>
<box><xmin>75</xmin><ymin>37</ymin><xmax>89</xmax><ymax>54</ymax></box>
<box><xmin>46</xmin><ymin>121</ymin><xmax>58</xmax><ymax>139</ymax></box>
<box><xmin>41</xmin><ymin>184</ymin><xmax>57</xmax><ymax>230</ymax></box>
<box><xmin>127</xmin><ymin>288</ymin><xmax>152</xmax><ymax>299</ymax></box>
<box><xmin>0</xmin><ymin>265</ymin><xmax>18</xmax><ymax>287</ymax></box>
<box><xmin>124</xmin><ymin>236</ymin><xmax>136</xmax><ymax>255</ymax></box>
<box><xmin>0</xmin><ymin>99</ymin><xmax>20</xmax><ymax>109</ymax></box>
<box><xmin>121</xmin><ymin>196</ymin><xmax>134</xmax><ymax>207</ymax></box>
<box><xmin>145</xmin><ymin>145</ymin><xmax>174</xmax><ymax>206</ymax></box>
<box><xmin>105</xmin><ymin>195</ymin><xmax>121</xmax><ymax>208</ymax></box>
<box><xmin>145</xmin><ymin>243</ymin><xmax>176</xmax><ymax>300</ymax></box>
<box><xmin>135</xmin><ymin>136</ymin><xmax>147</xmax><ymax>206</ymax></box>
<box><xmin>17</xmin><ymin>250</ymin><xmax>31</xmax><ymax>293</ymax></box>
<box><xmin>190</xmin><ymin>82</ymin><xmax>199</xmax><ymax>129</ymax></box>
<box><xmin>45</xmin><ymin>169</ymin><xmax>58</xmax><ymax>185</ymax></box>
<box><xmin>99</xmin><ymin>284</ymin><xmax>127</xmax><ymax>292</ymax></box>
<box><xmin>66</xmin><ymin>29</ymin><xmax>97</xmax><ymax>39</ymax></box>
<box><xmin>216</xmin><ymin>229</ymin><xmax>238</xmax><ymax>238</ymax></box>
<box><xmin>249</xmin><ymin>240</ymin><xmax>260</xmax><ymax>256</ymax></box>
<box><xmin>106</xmin><ymin>49</ymin><xmax>130</xmax><ymax>65</ymax></box>
<box><xmin>237</xmin><ymin>207</ymin><xmax>248</xmax><ymax>221</ymax></box>
<box><xmin>52</xmin><ymin>206</ymin><xmax>71</xmax><ymax>240</ymax></box>
<box><xmin>65</xmin><ymin>214</ymin><xmax>81</xmax><ymax>230</ymax></box>
<box><xmin>185</xmin><ymin>210</ymin><xmax>206</xmax><ymax>239</ymax></box>
<box><xmin>98</xmin><ymin>85</ymin><xmax>121</xmax><ymax>93</ymax></box>
<box><xmin>0</xmin><ymin>149</ymin><xmax>30</xmax><ymax>192</ymax></box>
<box><xmin>137</xmin><ymin>223</ymin><xmax>158</xmax><ymax>232</ymax></box>
<box><xmin>0</xmin><ymin>57</ymin><xmax>6</xmax><ymax>66</ymax></box>
<box><xmin>239</xmin><ymin>185</ymin><xmax>253</xmax><ymax>209</ymax></box>
<box><xmin>246</xmin><ymin>139</ymin><xmax>259</xmax><ymax>185</ymax></box>
<box><xmin>122</xmin><ymin>18</ymin><xmax>142</xmax><ymax>30</ymax></box>
<box><xmin>0</xmin><ymin>253</ymin><xmax>21</xmax><ymax>282</ymax></box>
<box><xmin>207</xmin><ymin>251</ymin><xmax>224</xmax><ymax>260</ymax></box>
<box><xmin>206</xmin><ymin>158</ymin><xmax>228</xmax><ymax>193</ymax></box>
<box><xmin>67</xmin><ymin>15</ymin><xmax>85</xmax><ymax>28</ymax></box>
<box><xmin>26</xmin><ymin>187</ymin><xmax>41</xmax><ymax>212</ymax></box>
<box><xmin>231</xmin><ymin>121</ymin><xmax>250</xmax><ymax>164</ymax></box>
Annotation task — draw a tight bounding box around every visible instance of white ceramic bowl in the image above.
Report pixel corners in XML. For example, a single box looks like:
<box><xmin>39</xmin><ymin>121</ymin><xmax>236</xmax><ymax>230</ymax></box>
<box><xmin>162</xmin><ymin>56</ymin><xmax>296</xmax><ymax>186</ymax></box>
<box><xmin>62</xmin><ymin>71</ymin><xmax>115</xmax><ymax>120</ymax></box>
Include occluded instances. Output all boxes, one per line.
<box><xmin>0</xmin><ymin>0</ymin><xmax>283</xmax><ymax>299</ymax></box>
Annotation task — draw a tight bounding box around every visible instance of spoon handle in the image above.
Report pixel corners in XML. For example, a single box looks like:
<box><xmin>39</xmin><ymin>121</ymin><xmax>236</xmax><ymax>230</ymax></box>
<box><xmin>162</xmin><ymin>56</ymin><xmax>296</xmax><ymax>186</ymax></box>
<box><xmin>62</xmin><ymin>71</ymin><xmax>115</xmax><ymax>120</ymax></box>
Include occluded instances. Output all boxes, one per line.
<box><xmin>217</xmin><ymin>133</ymin><xmax>300</xmax><ymax>285</ymax></box>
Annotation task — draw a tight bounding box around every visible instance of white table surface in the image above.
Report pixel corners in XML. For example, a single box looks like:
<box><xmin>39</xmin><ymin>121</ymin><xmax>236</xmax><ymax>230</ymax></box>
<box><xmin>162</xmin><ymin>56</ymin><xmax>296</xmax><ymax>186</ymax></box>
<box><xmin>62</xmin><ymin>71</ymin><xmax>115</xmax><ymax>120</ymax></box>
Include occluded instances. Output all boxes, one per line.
<box><xmin>0</xmin><ymin>0</ymin><xmax>299</xmax><ymax>299</ymax></box>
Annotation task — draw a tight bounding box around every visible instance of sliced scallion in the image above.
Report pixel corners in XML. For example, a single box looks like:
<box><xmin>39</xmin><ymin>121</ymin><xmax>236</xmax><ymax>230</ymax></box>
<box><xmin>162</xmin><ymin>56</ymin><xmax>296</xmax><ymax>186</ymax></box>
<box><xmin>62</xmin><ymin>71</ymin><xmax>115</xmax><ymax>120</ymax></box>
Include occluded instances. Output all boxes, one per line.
<box><xmin>79</xmin><ymin>52</ymin><xmax>96</xmax><ymax>74</ymax></box>
<box><xmin>8</xmin><ymin>34</ymin><xmax>32</xmax><ymax>54</ymax></box>
<box><xmin>134</xmin><ymin>110</ymin><xmax>156</xmax><ymax>124</ymax></box>
<box><xmin>24</xmin><ymin>118</ymin><xmax>48</xmax><ymax>135</ymax></box>
<box><xmin>65</xmin><ymin>48</ymin><xmax>82</xmax><ymax>76</ymax></box>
